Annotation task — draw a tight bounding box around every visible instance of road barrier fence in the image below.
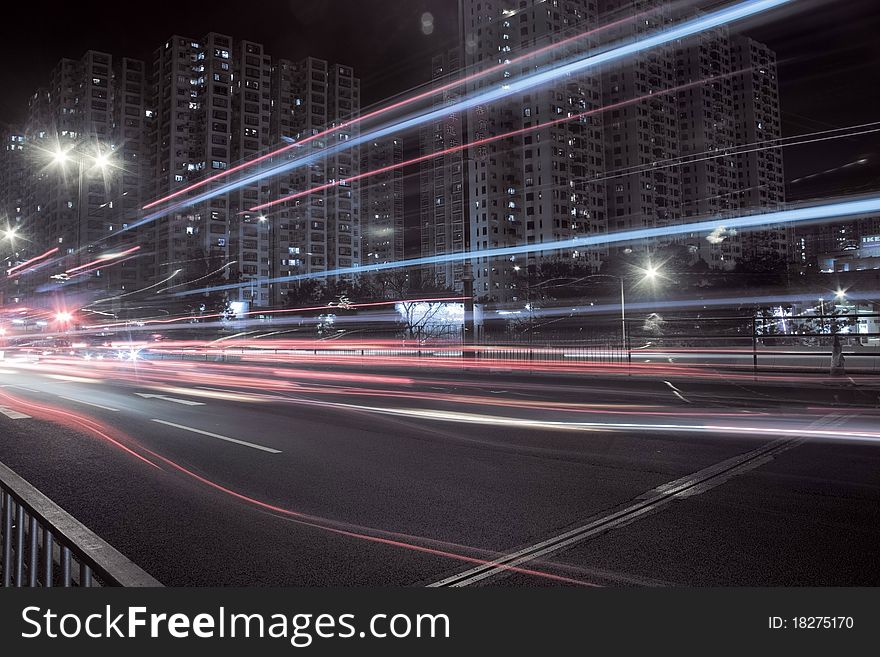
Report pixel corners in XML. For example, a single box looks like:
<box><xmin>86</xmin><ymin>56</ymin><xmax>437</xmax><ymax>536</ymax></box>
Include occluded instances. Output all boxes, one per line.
<box><xmin>0</xmin><ymin>461</ymin><xmax>160</xmax><ymax>587</ymax></box>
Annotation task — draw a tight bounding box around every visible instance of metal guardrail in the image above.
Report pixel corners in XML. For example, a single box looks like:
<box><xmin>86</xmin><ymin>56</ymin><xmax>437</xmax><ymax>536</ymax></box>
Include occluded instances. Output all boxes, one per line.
<box><xmin>0</xmin><ymin>460</ymin><xmax>161</xmax><ymax>587</ymax></box>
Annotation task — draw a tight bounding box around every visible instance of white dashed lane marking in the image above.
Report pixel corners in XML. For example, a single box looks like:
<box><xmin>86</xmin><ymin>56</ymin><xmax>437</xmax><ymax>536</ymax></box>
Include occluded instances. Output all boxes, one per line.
<box><xmin>151</xmin><ymin>419</ymin><xmax>281</xmax><ymax>454</ymax></box>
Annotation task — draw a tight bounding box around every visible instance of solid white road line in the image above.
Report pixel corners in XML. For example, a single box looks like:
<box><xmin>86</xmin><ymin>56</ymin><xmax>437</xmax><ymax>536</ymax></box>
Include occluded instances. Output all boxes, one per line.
<box><xmin>150</xmin><ymin>419</ymin><xmax>281</xmax><ymax>454</ymax></box>
<box><xmin>0</xmin><ymin>406</ymin><xmax>31</xmax><ymax>420</ymax></box>
<box><xmin>55</xmin><ymin>395</ymin><xmax>120</xmax><ymax>412</ymax></box>
<box><xmin>135</xmin><ymin>393</ymin><xmax>205</xmax><ymax>406</ymax></box>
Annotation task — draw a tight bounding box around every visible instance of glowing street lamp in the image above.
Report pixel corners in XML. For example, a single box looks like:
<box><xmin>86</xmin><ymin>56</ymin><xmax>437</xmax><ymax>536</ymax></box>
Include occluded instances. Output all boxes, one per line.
<box><xmin>642</xmin><ymin>262</ymin><xmax>661</xmax><ymax>282</ymax></box>
<box><xmin>93</xmin><ymin>152</ymin><xmax>112</xmax><ymax>170</ymax></box>
<box><xmin>47</xmin><ymin>140</ymin><xmax>115</xmax><ymax>257</ymax></box>
<box><xmin>576</xmin><ymin>261</ymin><xmax>664</xmax><ymax>366</ymax></box>
<box><xmin>49</xmin><ymin>145</ymin><xmax>113</xmax><ymax>171</ymax></box>
<box><xmin>55</xmin><ymin>311</ymin><xmax>73</xmax><ymax>325</ymax></box>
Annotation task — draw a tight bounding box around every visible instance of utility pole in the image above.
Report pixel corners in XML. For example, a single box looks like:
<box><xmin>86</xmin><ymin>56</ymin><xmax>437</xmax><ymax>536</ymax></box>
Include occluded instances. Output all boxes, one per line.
<box><xmin>619</xmin><ymin>276</ymin><xmax>630</xmax><ymax>366</ymax></box>
<box><xmin>462</xmin><ymin>260</ymin><xmax>475</xmax><ymax>359</ymax></box>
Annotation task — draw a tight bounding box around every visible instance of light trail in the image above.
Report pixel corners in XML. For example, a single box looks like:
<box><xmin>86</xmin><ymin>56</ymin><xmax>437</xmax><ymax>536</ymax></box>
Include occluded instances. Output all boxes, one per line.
<box><xmin>0</xmin><ymin>391</ymin><xmax>161</xmax><ymax>469</ymax></box>
<box><xmin>82</xmin><ymin>295</ymin><xmax>466</xmax><ymax>330</ymax></box>
<box><xmin>88</xmin><ymin>269</ymin><xmax>182</xmax><ymax>305</ymax></box>
<box><xmin>141</xmin><ymin>8</ymin><xmax>650</xmax><ymax>211</ymax></box>
<box><xmin>248</xmin><ymin>74</ymin><xmax>735</xmax><ymax>213</ymax></box>
<box><xmin>260</xmin><ymin>399</ymin><xmax>880</xmax><ymax>446</ymax></box>
<box><xmin>156</xmin><ymin>261</ymin><xmax>238</xmax><ymax>293</ymax></box>
<box><xmin>176</xmin><ymin>194</ymin><xmax>880</xmax><ymax>298</ymax></box>
<box><xmin>0</xmin><ymin>388</ymin><xmax>595</xmax><ymax>586</ymax></box>
<box><xmin>487</xmin><ymin>289</ymin><xmax>880</xmax><ymax>319</ymax></box>
<box><xmin>64</xmin><ymin>246</ymin><xmax>141</xmax><ymax>275</ymax></box>
<box><xmin>20</xmin><ymin>343</ymin><xmax>878</xmax><ymax>388</ymax></box>
<box><xmin>6</xmin><ymin>248</ymin><xmax>60</xmax><ymax>276</ymax></box>
<box><xmin>589</xmin><ymin>122</ymin><xmax>880</xmax><ymax>186</ymax></box>
<box><xmin>131</xmin><ymin>0</ymin><xmax>794</xmax><ymax>229</ymax></box>
<box><xmin>65</xmin><ymin>255</ymin><xmax>141</xmax><ymax>281</ymax></box>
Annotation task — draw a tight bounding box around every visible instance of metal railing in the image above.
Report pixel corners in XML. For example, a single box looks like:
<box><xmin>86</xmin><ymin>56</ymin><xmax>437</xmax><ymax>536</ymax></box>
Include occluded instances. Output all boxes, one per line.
<box><xmin>0</xmin><ymin>461</ymin><xmax>161</xmax><ymax>587</ymax></box>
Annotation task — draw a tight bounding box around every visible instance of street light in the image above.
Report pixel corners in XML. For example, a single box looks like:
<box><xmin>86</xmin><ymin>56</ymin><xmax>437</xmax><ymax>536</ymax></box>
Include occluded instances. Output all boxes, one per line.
<box><xmin>643</xmin><ymin>263</ymin><xmax>661</xmax><ymax>281</ymax></box>
<box><xmin>579</xmin><ymin>262</ymin><xmax>664</xmax><ymax>365</ymax></box>
<box><xmin>93</xmin><ymin>152</ymin><xmax>112</xmax><ymax>170</ymax></box>
<box><xmin>48</xmin><ymin>140</ymin><xmax>115</xmax><ymax>261</ymax></box>
<box><xmin>55</xmin><ymin>311</ymin><xmax>73</xmax><ymax>324</ymax></box>
<box><xmin>50</xmin><ymin>145</ymin><xmax>113</xmax><ymax>172</ymax></box>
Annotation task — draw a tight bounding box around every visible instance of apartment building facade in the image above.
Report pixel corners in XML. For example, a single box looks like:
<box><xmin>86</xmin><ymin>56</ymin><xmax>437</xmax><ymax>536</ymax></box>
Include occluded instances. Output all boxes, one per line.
<box><xmin>457</xmin><ymin>0</ymin><xmax>608</xmax><ymax>303</ymax></box>
<box><xmin>18</xmin><ymin>51</ymin><xmax>142</xmax><ymax>299</ymax></box>
<box><xmin>0</xmin><ymin>127</ymin><xmax>27</xmax><ymax>304</ymax></box>
<box><xmin>361</xmin><ymin>137</ymin><xmax>404</xmax><ymax>266</ymax></box>
<box><xmin>269</xmin><ymin>57</ymin><xmax>361</xmax><ymax>306</ymax></box>
<box><xmin>423</xmin><ymin>0</ymin><xmax>789</xmax><ymax>300</ymax></box>
<box><xmin>419</xmin><ymin>49</ymin><xmax>468</xmax><ymax>292</ymax></box>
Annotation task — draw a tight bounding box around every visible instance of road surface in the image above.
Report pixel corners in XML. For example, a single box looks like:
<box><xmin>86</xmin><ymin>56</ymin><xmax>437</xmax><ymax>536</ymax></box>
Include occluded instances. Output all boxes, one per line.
<box><xmin>0</xmin><ymin>355</ymin><xmax>878</xmax><ymax>586</ymax></box>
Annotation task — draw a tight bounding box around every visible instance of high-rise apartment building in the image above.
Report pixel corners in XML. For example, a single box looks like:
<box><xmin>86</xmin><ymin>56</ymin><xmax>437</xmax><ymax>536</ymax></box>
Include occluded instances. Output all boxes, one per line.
<box><xmin>19</xmin><ymin>51</ymin><xmax>144</xmax><ymax>299</ymax></box>
<box><xmin>269</xmin><ymin>57</ymin><xmax>361</xmax><ymax>305</ymax></box>
<box><xmin>425</xmin><ymin>0</ymin><xmax>788</xmax><ymax>296</ymax></box>
<box><xmin>0</xmin><ymin>127</ymin><xmax>27</xmax><ymax>304</ymax></box>
<box><xmin>600</xmin><ymin>0</ymin><xmax>681</xmax><ymax>257</ymax></box>
<box><xmin>730</xmin><ymin>35</ymin><xmax>787</xmax><ymax>263</ymax></box>
<box><xmin>675</xmin><ymin>21</ymin><xmax>740</xmax><ymax>268</ymax></box>
<box><xmin>419</xmin><ymin>49</ymin><xmax>467</xmax><ymax>291</ymax></box>
<box><xmin>148</xmin><ymin>33</ymin><xmax>273</xmax><ymax>308</ymax></box>
<box><xmin>361</xmin><ymin>137</ymin><xmax>404</xmax><ymax>266</ymax></box>
<box><xmin>458</xmin><ymin>0</ymin><xmax>607</xmax><ymax>303</ymax></box>
<box><xmin>229</xmin><ymin>39</ymin><xmax>274</xmax><ymax>306</ymax></box>
<box><xmin>600</xmin><ymin>2</ymin><xmax>787</xmax><ymax>269</ymax></box>
<box><xmin>9</xmin><ymin>37</ymin><xmax>364</xmax><ymax>312</ymax></box>
<box><xmin>109</xmin><ymin>57</ymin><xmax>150</xmax><ymax>291</ymax></box>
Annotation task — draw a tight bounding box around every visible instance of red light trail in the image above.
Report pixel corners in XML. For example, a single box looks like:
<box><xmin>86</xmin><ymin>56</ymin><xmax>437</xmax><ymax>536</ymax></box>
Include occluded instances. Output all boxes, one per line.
<box><xmin>0</xmin><ymin>388</ymin><xmax>595</xmax><ymax>586</ymax></box>
<box><xmin>6</xmin><ymin>247</ymin><xmax>60</xmax><ymax>276</ymax></box>
<box><xmin>82</xmin><ymin>295</ymin><xmax>466</xmax><ymax>330</ymax></box>
<box><xmin>248</xmin><ymin>72</ymin><xmax>739</xmax><ymax>213</ymax></box>
<box><xmin>141</xmin><ymin>10</ymin><xmax>649</xmax><ymax>212</ymax></box>
<box><xmin>65</xmin><ymin>246</ymin><xmax>141</xmax><ymax>275</ymax></box>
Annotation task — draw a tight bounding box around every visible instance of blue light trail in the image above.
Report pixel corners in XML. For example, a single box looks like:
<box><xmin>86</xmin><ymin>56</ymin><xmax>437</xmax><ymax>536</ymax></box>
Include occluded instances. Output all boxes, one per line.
<box><xmin>175</xmin><ymin>195</ymin><xmax>880</xmax><ymax>297</ymax></box>
<box><xmin>138</xmin><ymin>0</ymin><xmax>794</xmax><ymax>232</ymax></box>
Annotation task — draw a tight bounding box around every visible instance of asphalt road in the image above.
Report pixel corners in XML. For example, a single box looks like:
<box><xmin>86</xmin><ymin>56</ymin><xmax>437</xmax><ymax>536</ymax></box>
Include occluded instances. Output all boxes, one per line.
<box><xmin>0</xmin><ymin>355</ymin><xmax>878</xmax><ymax>586</ymax></box>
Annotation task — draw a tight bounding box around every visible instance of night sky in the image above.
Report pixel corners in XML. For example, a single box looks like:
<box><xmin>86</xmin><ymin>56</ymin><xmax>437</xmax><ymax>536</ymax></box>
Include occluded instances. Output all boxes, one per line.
<box><xmin>1</xmin><ymin>0</ymin><xmax>877</xmax><ymax>204</ymax></box>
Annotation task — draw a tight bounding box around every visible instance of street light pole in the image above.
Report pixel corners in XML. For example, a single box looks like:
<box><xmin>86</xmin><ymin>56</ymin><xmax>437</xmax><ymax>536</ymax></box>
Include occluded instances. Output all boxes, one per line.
<box><xmin>576</xmin><ymin>273</ymin><xmax>628</xmax><ymax>365</ymax></box>
<box><xmin>50</xmin><ymin>141</ymin><xmax>114</xmax><ymax>276</ymax></box>
<box><xmin>619</xmin><ymin>275</ymin><xmax>630</xmax><ymax>365</ymax></box>
<box><xmin>462</xmin><ymin>260</ymin><xmax>475</xmax><ymax>359</ymax></box>
<box><xmin>579</xmin><ymin>263</ymin><xmax>660</xmax><ymax>367</ymax></box>
<box><xmin>76</xmin><ymin>155</ymin><xmax>85</xmax><ymax>257</ymax></box>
